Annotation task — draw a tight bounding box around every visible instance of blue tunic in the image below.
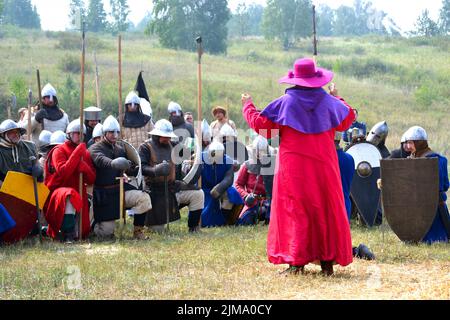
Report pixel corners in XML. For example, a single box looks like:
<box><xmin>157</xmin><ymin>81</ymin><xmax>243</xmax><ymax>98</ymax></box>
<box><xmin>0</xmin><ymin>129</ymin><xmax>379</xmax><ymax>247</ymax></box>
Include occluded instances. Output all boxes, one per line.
<box><xmin>201</xmin><ymin>152</ymin><xmax>243</xmax><ymax>227</ymax></box>
<box><xmin>0</xmin><ymin>203</ymin><xmax>16</xmax><ymax>235</ymax></box>
<box><xmin>422</xmin><ymin>153</ymin><xmax>449</xmax><ymax>243</ymax></box>
<box><xmin>337</xmin><ymin>148</ymin><xmax>355</xmax><ymax>222</ymax></box>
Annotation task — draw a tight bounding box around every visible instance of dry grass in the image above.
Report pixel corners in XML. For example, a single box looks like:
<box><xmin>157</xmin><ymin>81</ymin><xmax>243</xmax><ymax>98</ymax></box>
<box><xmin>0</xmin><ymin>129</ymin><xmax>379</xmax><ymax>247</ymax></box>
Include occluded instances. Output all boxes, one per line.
<box><xmin>0</xmin><ymin>216</ymin><xmax>448</xmax><ymax>300</ymax></box>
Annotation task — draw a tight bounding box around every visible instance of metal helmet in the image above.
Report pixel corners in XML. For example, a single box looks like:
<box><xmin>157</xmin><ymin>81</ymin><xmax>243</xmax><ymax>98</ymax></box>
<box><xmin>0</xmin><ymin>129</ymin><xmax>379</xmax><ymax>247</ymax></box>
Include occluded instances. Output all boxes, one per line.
<box><xmin>84</xmin><ymin>106</ymin><xmax>102</xmax><ymax>121</ymax></box>
<box><xmin>220</xmin><ymin>123</ymin><xmax>237</xmax><ymax>138</ymax></box>
<box><xmin>140</xmin><ymin>98</ymin><xmax>152</xmax><ymax>118</ymax></box>
<box><xmin>92</xmin><ymin>123</ymin><xmax>103</xmax><ymax>139</ymax></box>
<box><xmin>252</xmin><ymin>135</ymin><xmax>269</xmax><ymax>156</ymax></box>
<box><xmin>367</xmin><ymin>121</ymin><xmax>389</xmax><ymax>146</ymax></box>
<box><xmin>0</xmin><ymin>119</ymin><xmax>26</xmax><ymax>136</ymax></box>
<box><xmin>41</xmin><ymin>83</ymin><xmax>57</xmax><ymax>101</ymax></box>
<box><xmin>102</xmin><ymin>115</ymin><xmax>121</xmax><ymax>133</ymax></box>
<box><xmin>149</xmin><ymin>119</ymin><xmax>177</xmax><ymax>138</ymax></box>
<box><xmin>168</xmin><ymin>101</ymin><xmax>182</xmax><ymax>116</ymax></box>
<box><xmin>66</xmin><ymin>119</ymin><xmax>87</xmax><ymax>134</ymax></box>
<box><xmin>202</xmin><ymin>119</ymin><xmax>212</xmax><ymax>143</ymax></box>
<box><xmin>403</xmin><ymin>126</ymin><xmax>428</xmax><ymax>141</ymax></box>
<box><xmin>38</xmin><ymin>130</ymin><xmax>52</xmax><ymax>147</ymax></box>
<box><xmin>207</xmin><ymin>140</ymin><xmax>225</xmax><ymax>164</ymax></box>
<box><xmin>400</xmin><ymin>132</ymin><xmax>408</xmax><ymax>143</ymax></box>
<box><xmin>49</xmin><ymin>130</ymin><xmax>66</xmax><ymax>146</ymax></box>
<box><xmin>125</xmin><ymin>91</ymin><xmax>141</xmax><ymax>106</ymax></box>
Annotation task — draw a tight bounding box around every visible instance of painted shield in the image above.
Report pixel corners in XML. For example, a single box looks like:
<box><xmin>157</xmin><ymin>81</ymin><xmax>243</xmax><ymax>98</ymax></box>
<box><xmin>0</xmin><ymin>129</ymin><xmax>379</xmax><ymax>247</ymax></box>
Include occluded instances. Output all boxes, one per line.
<box><xmin>121</xmin><ymin>140</ymin><xmax>143</xmax><ymax>189</ymax></box>
<box><xmin>381</xmin><ymin>158</ymin><xmax>439</xmax><ymax>242</ymax></box>
<box><xmin>346</xmin><ymin>142</ymin><xmax>382</xmax><ymax>227</ymax></box>
<box><xmin>0</xmin><ymin>193</ymin><xmax>37</xmax><ymax>244</ymax></box>
<box><xmin>0</xmin><ymin>171</ymin><xmax>50</xmax><ymax>209</ymax></box>
<box><xmin>0</xmin><ymin>172</ymin><xmax>50</xmax><ymax>244</ymax></box>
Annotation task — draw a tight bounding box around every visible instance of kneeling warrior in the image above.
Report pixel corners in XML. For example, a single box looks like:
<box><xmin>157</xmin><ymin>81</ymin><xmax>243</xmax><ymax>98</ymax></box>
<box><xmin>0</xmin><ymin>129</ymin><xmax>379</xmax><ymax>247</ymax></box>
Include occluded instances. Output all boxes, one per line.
<box><xmin>235</xmin><ymin>136</ymin><xmax>273</xmax><ymax>225</ymax></box>
<box><xmin>44</xmin><ymin>120</ymin><xmax>96</xmax><ymax>242</ymax></box>
<box><xmin>89</xmin><ymin>116</ymin><xmax>152</xmax><ymax>240</ymax></box>
<box><xmin>140</xmin><ymin>120</ymin><xmax>204</xmax><ymax>233</ymax></box>
<box><xmin>201</xmin><ymin>141</ymin><xmax>244</xmax><ymax>227</ymax></box>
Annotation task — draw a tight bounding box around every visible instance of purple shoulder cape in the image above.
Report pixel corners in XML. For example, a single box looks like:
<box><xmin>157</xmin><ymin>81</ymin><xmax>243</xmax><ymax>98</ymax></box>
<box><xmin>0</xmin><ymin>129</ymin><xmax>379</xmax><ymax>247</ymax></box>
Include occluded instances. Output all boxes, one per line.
<box><xmin>261</xmin><ymin>87</ymin><xmax>350</xmax><ymax>134</ymax></box>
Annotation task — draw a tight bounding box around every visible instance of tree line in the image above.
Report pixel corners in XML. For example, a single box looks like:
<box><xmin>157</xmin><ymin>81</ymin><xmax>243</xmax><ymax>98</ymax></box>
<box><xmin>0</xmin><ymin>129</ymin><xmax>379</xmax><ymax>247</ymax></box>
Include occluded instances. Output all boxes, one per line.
<box><xmin>0</xmin><ymin>0</ymin><xmax>449</xmax><ymax>54</ymax></box>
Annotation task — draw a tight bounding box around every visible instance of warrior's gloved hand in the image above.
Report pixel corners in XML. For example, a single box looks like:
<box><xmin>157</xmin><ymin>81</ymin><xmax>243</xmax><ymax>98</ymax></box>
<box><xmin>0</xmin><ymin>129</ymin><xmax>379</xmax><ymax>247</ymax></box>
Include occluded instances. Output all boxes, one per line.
<box><xmin>31</xmin><ymin>163</ymin><xmax>44</xmax><ymax>182</ymax></box>
<box><xmin>34</xmin><ymin>109</ymin><xmax>48</xmax><ymax>123</ymax></box>
<box><xmin>78</xmin><ymin>161</ymin><xmax>91</xmax><ymax>174</ymax></box>
<box><xmin>126</xmin><ymin>164</ymin><xmax>139</xmax><ymax>177</ymax></box>
<box><xmin>245</xmin><ymin>193</ymin><xmax>256</xmax><ymax>207</ymax></box>
<box><xmin>154</xmin><ymin>161</ymin><xmax>171</xmax><ymax>177</ymax></box>
<box><xmin>111</xmin><ymin>157</ymin><xmax>131</xmax><ymax>171</ymax></box>
<box><xmin>210</xmin><ymin>185</ymin><xmax>223</xmax><ymax>200</ymax></box>
<box><xmin>174</xmin><ymin>180</ymin><xmax>188</xmax><ymax>193</ymax></box>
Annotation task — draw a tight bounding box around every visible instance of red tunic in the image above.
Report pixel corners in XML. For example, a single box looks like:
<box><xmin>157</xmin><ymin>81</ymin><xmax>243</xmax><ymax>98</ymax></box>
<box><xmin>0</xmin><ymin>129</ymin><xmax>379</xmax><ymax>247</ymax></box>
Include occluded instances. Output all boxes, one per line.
<box><xmin>44</xmin><ymin>141</ymin><xmax>96</xmax><ymax>239</ymax></box>
<box><xmin>244</xmin><ymin>100</ymin><xmax>355</xmax><ymax>267</ymax></box>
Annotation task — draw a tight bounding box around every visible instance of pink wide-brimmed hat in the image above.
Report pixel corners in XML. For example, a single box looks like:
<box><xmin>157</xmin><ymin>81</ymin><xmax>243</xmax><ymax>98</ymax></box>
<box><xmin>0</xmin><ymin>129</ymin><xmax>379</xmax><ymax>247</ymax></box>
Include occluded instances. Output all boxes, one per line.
<box><xmin>278</xmin><ymin>58</ymin><xmax>333</xmax><ymax>88</ymax></box>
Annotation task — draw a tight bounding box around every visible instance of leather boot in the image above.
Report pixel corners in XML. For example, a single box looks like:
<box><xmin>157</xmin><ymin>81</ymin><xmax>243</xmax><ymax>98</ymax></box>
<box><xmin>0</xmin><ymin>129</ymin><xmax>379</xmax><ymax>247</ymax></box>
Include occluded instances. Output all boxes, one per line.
<box><xmin>320</xmin><ymin>261</ymin><xmax>334</xmax><ymax>276</ymax></box>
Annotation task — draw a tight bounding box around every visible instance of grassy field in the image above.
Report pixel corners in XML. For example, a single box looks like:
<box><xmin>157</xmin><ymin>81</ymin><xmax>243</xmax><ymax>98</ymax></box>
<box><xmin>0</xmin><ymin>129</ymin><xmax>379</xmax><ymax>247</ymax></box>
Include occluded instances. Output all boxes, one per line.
<box><xmin>0</xmin><ymin>215</ymin><xmax>449</xmax><ymax>300</ymax></box>
<box><xmin>0</xmin><ymin>31</ymin><xmax>449</xmax><ymax>300</ymax></box>
<box><xmin>0</xmin><ymin>31</ymin><xmax>449</xmax><ymax>155</ymax></box>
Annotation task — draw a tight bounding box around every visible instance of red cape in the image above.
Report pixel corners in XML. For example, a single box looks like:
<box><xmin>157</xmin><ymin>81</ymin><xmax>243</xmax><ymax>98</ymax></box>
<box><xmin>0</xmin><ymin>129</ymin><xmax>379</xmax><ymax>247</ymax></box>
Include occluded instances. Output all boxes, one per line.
<box><xmin>44</xmin><ymin>141</ymin><xmax>96</xmax><ymax>239</ymax></box>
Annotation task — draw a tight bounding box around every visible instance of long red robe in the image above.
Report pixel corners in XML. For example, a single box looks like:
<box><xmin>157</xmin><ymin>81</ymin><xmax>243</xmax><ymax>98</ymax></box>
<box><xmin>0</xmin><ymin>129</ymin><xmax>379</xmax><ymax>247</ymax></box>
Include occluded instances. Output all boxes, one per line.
<box><xmin>243</xmin><ymin>99</ymin><xmax>355</xmax><ymax>267</ymax></box>
<box><xmin>44</xmin><ymin>141</ymin><xmax>96</xmax><ymax>239</ymax></box>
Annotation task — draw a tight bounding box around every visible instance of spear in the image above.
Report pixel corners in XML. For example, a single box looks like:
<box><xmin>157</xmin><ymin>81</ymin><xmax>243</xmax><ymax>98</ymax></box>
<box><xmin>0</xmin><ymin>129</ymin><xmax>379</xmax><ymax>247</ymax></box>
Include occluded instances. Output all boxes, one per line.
<box><xmin>196</xmin><ymin>36</ymin><xmax>204</xmax><ymax>188</ymax></box>
<box><xmin>78</xmin><ymin>21</ymin><xmax>86</xmax><ymax>241</ymax></box>
<box><xmin>36</xmin><ymin>69</ymin><xmax>42</xmax><ymax>110</ymax></box>
<box><xmin>118</xmin><ymin>35</ymin><xmax>123</xmax><ymax>136</ymax></box>
<box><xmin>94</xmin><ymin>51</ymin><xmax>101</xmax><ymax>108</ymax></box>
<box><xmin>312</xmin><ymin>5</ymin><xmax>318</xmax><ymax>62</ymax></box>
<box><xmin>27</xmin><ymin>90</ymin><xmax>32</xmax><ymax>141</ymax></box>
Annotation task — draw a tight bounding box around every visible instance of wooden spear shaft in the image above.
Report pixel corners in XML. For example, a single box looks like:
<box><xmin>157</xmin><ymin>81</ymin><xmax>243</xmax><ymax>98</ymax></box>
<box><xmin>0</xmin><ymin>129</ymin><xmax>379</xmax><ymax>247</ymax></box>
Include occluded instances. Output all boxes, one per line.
<box><xmin>312</xmin><ymin>5</ymin><xmax>318</xmax><ymax>62</ymax></box>
<box><xmin>79</xmin><ymin>23</ymin><xmax>86</xmax><ymax>241</ymax></box>
<box><xmin>94</xmin><ymin>51</ymin><xmax>101</xmax><ymax>108</ymax></box>
<box><xmin>27</xmin><ymin>90</ymin><xmax>32</xmax><ymax>141</ymax></box>
<box><xmin>118</xmin><ymin>35</ymin><xmax>123</xmax><ymax>136</ymax></box>
<box><xmin>196</xmin><ymin>37</ymin><xmax>203</xmax><ymax>188</ymax></box>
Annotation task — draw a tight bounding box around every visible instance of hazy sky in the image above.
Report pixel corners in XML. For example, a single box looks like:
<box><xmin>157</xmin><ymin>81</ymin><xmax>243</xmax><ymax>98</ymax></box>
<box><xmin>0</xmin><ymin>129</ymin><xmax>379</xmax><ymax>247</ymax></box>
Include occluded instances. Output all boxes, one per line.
<box><xmin>31</xmin><ymin>0</ymin><xmax>442</xmax><ymax>33</ymax></box>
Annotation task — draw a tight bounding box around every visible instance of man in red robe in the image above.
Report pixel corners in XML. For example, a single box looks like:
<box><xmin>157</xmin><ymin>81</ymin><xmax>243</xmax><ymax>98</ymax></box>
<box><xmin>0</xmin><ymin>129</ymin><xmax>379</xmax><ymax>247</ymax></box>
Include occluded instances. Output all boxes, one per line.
<box><xmin>44</xmin><ymin>119</ymin><xmax>96</xmax><ymax>242</ymax></box>
<box><xmin>242</xmin><ymin>58</ymin><xmax>356</xmax><ymax>276</ymax></box>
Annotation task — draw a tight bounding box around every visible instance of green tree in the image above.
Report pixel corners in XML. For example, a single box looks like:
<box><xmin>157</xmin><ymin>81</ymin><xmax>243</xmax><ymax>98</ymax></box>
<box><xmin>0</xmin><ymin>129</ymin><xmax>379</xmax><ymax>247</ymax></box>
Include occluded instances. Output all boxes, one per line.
<box><xmin>2</xmin><ymin>0</ymin><xmax>41</xmax><ymax>29</ymax></box>
<box><xmin>228</xmin><ymin>3</ymin><xmax>263</xmax><ymax>38</ymax></box>
<box><xmin>317</xmin><ymin>4</ymin><xmax>334</xmax><ymax>36</ymax></box>
<box><xmin>262</xmin><ymin>0</ymin><xmax>313</xmax><ymax>50</ymax></box>
<box><xmin>148</xmin><ymin>0</ymin><xmax>230</xmax><ymax>54</ymax></box>
<box><xmin>86</xmin><ymin>0</ymin><xmax>108</xmax><ymax>32</ymax></box>
<box><xmin>413</xmin><ymin>9</ymin><xmax>440</xmax><ymax>37</ymax></box>
<box><xmin>333</xmin><ymin>5</ymin><xmax>357</xmax><ymax>36</ymax></box>
<box><xmin>69</xmin><ymin>0</ymin><xmax>86</xmax><ymax>29</ymax></box>
<box><xmin>438</xmin><ymin>0</ymin><xmax>450</xmax><ymax>34</ymax></box>
<box><xmin>110</xmin><ymin>0</ymin><xmax>130</xmax><ymax>34</ymax></box>
<box><xmin>0</xmin><ymin>0</ymin><xmax>4</xmax><ymax>24</ymax></box>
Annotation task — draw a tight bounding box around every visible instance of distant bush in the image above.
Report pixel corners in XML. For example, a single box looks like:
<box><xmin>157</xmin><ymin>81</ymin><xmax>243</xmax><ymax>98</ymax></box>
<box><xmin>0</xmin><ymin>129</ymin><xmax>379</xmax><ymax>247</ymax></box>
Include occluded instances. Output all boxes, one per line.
<box><xmin>414</xmin><ymin>84</ymin><xmax>441</xmax><ymax>107</ymax></box>
<box><xmin>58</xmin><ymin>55</ymin><xmax>92</xmax><ymax>74</ymax></box>
<box><xmin>55</xmin><ymin>33</ymin><xmax>80</xmax><ymax>50</ymax></box>
<box><xmin>55</xmin><ymin>32</ymin><xmax>112</xmax><ymax>51</ymax></box>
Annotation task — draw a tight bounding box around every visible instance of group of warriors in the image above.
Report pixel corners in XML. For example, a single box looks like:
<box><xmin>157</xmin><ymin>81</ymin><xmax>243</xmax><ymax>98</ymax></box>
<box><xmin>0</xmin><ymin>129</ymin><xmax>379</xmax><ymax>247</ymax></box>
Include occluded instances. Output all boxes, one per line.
<box><xmin>0</xmin><ymin>82</ymin><xmax>275</xmax><ymax>244</ymax></box>
<box><xmin>0</xmin><ymin>58</ymin><xmax>448</xmax><ymax>277</ymax></box>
